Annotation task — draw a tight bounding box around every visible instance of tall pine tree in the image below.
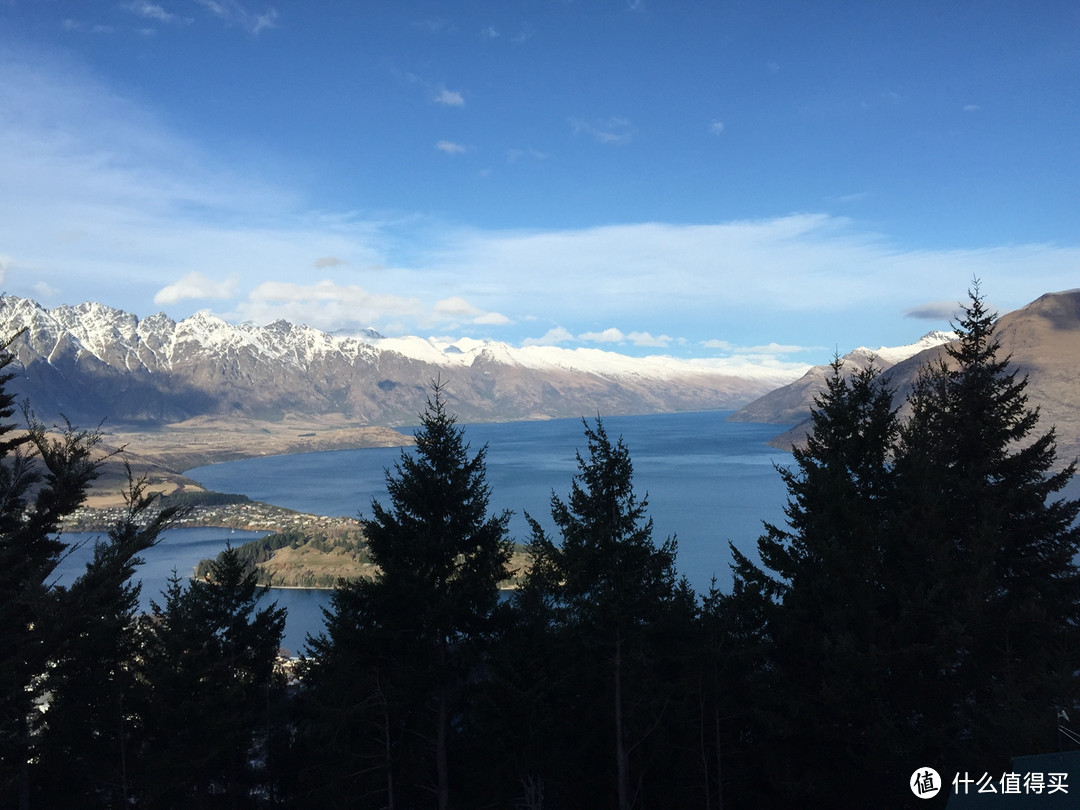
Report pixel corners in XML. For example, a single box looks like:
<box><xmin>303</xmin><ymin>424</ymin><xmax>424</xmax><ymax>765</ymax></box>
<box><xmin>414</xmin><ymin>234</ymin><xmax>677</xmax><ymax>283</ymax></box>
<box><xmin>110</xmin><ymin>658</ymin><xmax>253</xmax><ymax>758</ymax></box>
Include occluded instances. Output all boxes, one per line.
<box><xmin>0</xmin><ymin>332</ymin><xmax>177</xmax><ymax>809</ymax></box>
<box><xmin>134</xmin><ymin>547</ymin><xmax>287</xmax><ymax>807</ymax></box>
<box><xmin>521</xmin><ymin>418</ymin><xmax>681</xmax><ymax>810</ymax></box>
<box><xmin>726</xmin><ymin>283</ymin><xmax>1080</xmax><ymax>806</ymax></box>
<box><xmin>33</xmin><ymin>473</ymin><xmax>178</xmax><ymax>809</ymax></box>
<box><xmin>893</xmin><ymin>282</ymin><xmax>1080</xmax><ymax>777</ymax></box>
<box><xmin>727</xmin><ymin>357</ymin><xmax>901</xmax><ymax>806</ymax></box>
<box><xmin>302</xmin><ymin>381</ymin><xmax>512</xmax><ymax>809</ymax></box>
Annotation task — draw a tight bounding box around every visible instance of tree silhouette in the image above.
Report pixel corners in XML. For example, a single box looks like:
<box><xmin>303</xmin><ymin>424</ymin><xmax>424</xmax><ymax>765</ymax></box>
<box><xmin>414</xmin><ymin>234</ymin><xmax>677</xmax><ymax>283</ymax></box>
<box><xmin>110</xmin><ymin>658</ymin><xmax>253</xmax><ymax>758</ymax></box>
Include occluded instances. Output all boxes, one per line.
<box><xmin>304</xmin><ymin>380</ymin><xmax>511</xmax><ymax>809</ymax></box>
<box><xmin>727</xmin><ymin>284</ymin><xmax>1080</xmax><ymax>807</ymax></box>
<box><xmin>135</xmin><ymin>546</ymin><xmax>286</xmax><ymax>807</ymax></box>
<box><xmin>522</xmin><ymin>418</ymin><xmax>682</xmax><ymax>810</ymax></box>
<box><xmin>0</xmin><ymin>333</ymin><xmax>176</xmax><ymax>809</ymax></box>
<box><xmin>894</xmin><ymin>282</ymin><xmax>1080</xmax><ymax>777</ymax></box>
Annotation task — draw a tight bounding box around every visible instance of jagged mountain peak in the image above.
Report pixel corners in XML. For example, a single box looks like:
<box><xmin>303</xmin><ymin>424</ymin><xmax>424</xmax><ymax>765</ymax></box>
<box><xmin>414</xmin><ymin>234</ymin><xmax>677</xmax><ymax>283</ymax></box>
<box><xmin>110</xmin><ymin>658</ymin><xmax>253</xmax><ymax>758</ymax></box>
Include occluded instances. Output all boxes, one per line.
<box><xmin>0</xmin><ymin>294</ymin><xmax>788</xmax><ymax>428</ymax></box>
<box><xmin>849</xmin><ymin>330</ymin><xmax>956</xmax><ymax>365</ymax></box>
<box><xmin>179</xmin><ymin>309</ymin><xmax>232</xmax><ymax>331</ymax></box>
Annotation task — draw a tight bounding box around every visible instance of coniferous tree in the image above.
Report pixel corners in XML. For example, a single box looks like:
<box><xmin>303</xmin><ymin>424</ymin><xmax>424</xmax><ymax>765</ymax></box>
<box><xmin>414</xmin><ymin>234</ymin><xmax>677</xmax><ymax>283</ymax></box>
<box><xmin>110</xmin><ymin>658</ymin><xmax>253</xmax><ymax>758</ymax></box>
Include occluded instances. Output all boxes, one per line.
<box><xmin>892</xmin><ymin>282</ymin><xmax>1080</xmax><ymax>777</ymax></box>
<box><xmin>726</xmin><ymin>283</ymin><xmax>1080</xmax><ymax>807</ymax></box>
<box><xmin>0</xmin><ymin>333</ymin><xmax>177</xmax><ymax>809</ymax></box>
<box><xmin>726</xmin><ymin>357</ymin><xmax>901</xmax><ymax>806</ymax></box>
<box><xmin>135</xmin><ymin>546</ymin><xmax>286</xmax><ymax>807</ymax></box>
<box><xmin>302</xmin><ymin>381</ymin><xmax>512</xmax><ymax>809</ymax></box>
<box><xmin>0</xmin><ymin>416</ymin><xmax>102</xmax><ymax>806</ymax></box>
<box><xmin>33</xmin><ymin>473</ymin><xmax>179</xmax><ymax>809</ymax></box>
<box><xmin>521</xmin><ymin>418</ymin><xmax>681</xmax><ymax>810</ymax></box>
<box><xmin>0</xmin><ymin>334</ymin><xmax>114</xmax><ymax>807</ymax></box>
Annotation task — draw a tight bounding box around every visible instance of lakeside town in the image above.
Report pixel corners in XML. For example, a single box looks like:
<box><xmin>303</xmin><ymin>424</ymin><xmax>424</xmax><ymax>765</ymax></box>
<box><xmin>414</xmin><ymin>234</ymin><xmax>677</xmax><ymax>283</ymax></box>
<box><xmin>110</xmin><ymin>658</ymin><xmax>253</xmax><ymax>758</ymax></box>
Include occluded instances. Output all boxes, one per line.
<box><xmin>60</xmin><ymin>499</ymin><xmax>361</xmax><ymax>537</ymax></box>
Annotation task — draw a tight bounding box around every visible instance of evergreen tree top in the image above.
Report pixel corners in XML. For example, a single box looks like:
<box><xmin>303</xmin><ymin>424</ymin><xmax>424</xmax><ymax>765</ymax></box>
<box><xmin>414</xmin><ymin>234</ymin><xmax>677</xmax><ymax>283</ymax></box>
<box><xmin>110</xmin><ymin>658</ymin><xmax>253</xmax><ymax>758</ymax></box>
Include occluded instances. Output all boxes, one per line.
<box><xmin>357</xmin><ymin>379</ymin><xmax>512</xmax><ymax>639</ymax></box>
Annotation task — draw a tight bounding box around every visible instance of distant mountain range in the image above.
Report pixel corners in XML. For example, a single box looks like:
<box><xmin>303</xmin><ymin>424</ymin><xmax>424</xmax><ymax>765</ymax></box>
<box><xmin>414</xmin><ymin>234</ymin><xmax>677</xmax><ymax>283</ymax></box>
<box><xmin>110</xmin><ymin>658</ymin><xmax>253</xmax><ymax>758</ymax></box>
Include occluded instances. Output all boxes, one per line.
<box><xmin>6</xmin><ymin>291</ymin><xmax>1076</xmax><ymax>468</ymax></box>
<box><xmin>0</xmin><ymin>296</ymin><xmax>795</xmax><ymax>428</ymax></box>
<box><xmin>732</xmin><ymin>289</ymin><xmax>1080</xmax><ymax>465</ymax></box>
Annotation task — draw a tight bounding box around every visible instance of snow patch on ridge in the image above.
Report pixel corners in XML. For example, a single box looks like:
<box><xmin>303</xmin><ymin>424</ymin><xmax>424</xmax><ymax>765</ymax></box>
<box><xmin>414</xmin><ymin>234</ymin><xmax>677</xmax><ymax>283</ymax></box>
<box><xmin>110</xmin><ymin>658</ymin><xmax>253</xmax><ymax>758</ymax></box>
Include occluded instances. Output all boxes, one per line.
<box><xmin>852</xmin><ymin>331</ymin><xmax>956</xmax><ymax>365</ymax></box>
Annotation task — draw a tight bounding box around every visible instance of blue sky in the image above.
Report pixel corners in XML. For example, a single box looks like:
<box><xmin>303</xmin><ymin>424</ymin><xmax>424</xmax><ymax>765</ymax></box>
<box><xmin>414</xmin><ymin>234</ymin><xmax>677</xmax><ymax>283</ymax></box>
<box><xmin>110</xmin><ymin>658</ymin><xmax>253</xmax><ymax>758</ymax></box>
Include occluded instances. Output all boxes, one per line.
<box><xmin>2</xmin><ymin>1</ymin><xmax>1078</xmax><ymax>370</ymax></box>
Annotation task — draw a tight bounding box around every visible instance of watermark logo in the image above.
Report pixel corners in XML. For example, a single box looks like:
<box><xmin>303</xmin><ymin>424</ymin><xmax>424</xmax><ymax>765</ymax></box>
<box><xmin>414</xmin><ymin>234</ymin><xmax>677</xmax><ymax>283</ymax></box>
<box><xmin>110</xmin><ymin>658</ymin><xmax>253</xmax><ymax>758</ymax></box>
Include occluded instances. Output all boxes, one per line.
<box><xmin>952</xmin><ymin>771</ymin><xmax>1068</xmax><ymax>795</ymax></box>
<box><xmin>911</xmin><ymin>767</ymin><xmax>942</xmax><ymax>799</ymax></box>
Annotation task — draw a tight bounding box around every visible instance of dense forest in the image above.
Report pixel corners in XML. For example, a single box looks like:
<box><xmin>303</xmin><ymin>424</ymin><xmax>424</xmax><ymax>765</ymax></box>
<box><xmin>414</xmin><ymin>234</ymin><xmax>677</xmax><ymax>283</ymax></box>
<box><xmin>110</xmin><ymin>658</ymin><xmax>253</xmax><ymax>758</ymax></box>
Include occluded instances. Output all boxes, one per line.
<box><xmin>3</xmin><ymin>286</ymin><xmax>1079</xmax><ymax>809</ymax></box>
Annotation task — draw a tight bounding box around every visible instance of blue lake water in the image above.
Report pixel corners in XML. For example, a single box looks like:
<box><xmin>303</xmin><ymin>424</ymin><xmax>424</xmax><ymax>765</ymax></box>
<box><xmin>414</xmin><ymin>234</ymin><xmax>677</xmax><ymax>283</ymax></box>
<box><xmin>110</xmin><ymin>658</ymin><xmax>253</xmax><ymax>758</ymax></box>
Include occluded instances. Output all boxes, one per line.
<box><xmin>54</xmin><ymin>410</ymin><xmax>1080</xmax><ymax>654</ymax></box>
<box><xmin>182</xmin><ymin>411</ymin><xmax>795</xmax><ymax>651</ymax></box>
<box><xmin>188</xmin><ymin>411</ymin><xmax>796</xmax><ymax>597</ymax></box>
<box><xmin>56</xmin><ymin>409</ymin><xmax>1080</xmax><ymax>654</ymax></box>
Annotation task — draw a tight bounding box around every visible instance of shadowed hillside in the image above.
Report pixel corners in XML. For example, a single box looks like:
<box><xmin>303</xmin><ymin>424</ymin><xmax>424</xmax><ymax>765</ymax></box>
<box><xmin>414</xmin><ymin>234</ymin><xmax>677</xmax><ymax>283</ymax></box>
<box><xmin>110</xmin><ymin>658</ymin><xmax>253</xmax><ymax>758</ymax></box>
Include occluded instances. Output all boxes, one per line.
<box><xmin>735</xmin><ymin>289</ymin><xmax>1080</xmax><ymax>466</ymax></box>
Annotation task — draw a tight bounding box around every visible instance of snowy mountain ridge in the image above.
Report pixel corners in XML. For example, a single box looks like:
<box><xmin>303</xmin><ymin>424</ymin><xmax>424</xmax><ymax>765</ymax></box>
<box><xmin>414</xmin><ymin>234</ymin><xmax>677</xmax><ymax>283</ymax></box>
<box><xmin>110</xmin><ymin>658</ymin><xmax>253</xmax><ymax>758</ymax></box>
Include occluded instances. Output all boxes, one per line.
<box><xmin>849</xmin><ymin>330</ymin><xmax>957</xmax><ymax>365</ymax></box>
<box><xmin>0</xmin><ymin>295</ymin><xmax>801</xmax><ymax>427</ymax></box>
<box><xmin>3</xmin><ymin>295</ymin><xmax>807</xmax><ymax>385</ymax></box>
<box><xmin>0</xmin><ymin>294</ymin><xmax>962</xmax><ymax>430</ymax></box>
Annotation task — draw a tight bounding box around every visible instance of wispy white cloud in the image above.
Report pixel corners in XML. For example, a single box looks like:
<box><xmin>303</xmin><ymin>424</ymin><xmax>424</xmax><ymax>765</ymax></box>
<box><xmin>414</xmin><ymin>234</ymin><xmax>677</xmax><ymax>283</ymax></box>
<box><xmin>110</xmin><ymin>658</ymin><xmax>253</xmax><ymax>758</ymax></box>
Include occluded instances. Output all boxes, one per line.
<box><xmin>154</xmin><ymin>271</ymin><xmax>238</xmax><ymax>305</ymax></box>
<box><xmin>436</xmin><ymin>140</ymin><xmax>467</xmax><ymax>154</ymax></box>
<box><xmin>569</xmin><ymin>116</ymin><xmax>633</xmax><ymax>145</ymax></box>
<box><xmin>62</xmin><ymin>19</ymin><xmax>115</xmax><ymax>34</ymax></box>
<box><xmin>434</xmin><ymin>296</ymin><xmax>480</xmax><ymax>318</ymax></box>
<box><xmin>628</xmin><ymin>331</ymin><xmax>674</xmax><ymax>347</ymax></box>
<box><xmin>749</xmin><ymin>342</ymin><xmax>807</xmax><ymax>354</ymax></box>
<box><xmin>511</xmin><ymin>27</ymin><xmax>534</xmax><ymax>44</ymax></box>
<box><xmin>194</xmin><ymin>0</ymin><xmax>277</xmax><ymax>34</ymax></box>
<box><xmin>577</xmin><ymin>328</ymin><xmax>673</xmax><ymax>348</ymax></box>
<box><xmin>435</xmin><ymin>87</ymin><xmax>465</xmax><ymax>107</ymax></box>
<box><xmin>433</xmin><ymin>296</ymin><xmax>509</xmax><ymax>326</ymax></box>
<box><xmin>429</xmin><ymin>218</ymin><xmax>1080</xmax><ymax>352</ymax></box>
<box><xmin>507</xmin><ymin>147</ymin><xmax>549</xmax><ymax>163</ymax></box>
<box><xmin>237</xmin><ymin>280</ymin><xmax>424</xmax><ymax>331</ymax></box>
<box><xmin>701</xmin><ymin>339</ymin><xmax>734</xmax><ymax>351</ymax></box>
<box><xmin>481</xmin><ymin>26</ymin><xmax>499</xmax><ymax>39</ymax></box>
<box><xmin>828</xmin><ymin>191</ymin><xmax>869</xmax><ymax>204</ymax></box>
<box><xmin>231</xmin><ymin>282</ymin><xmax>504</xmax><ymax>333</ymax></box>
<box><xmin>710</xmin><ymin>120</ymin><xmax>725</xmax><ymax>135</ymax></box>
<box><xmin>523</xmin><ymin>327</ymin><xmax>574</xmax><ymax>347</ymax></box>
<box><xmin>33</xmin><ymin>281</ymin><xmax>60</xmax><ymax>299</ymax></box>
<box><xmin>404</xmin><ymin>73</ymin><xmax>465</xmax><ymax>108</ymax></box>
<box><xmin>475</xmin><ymin>311</ymin><xmax>511</xmax><ymax>326</ymax></box>
<box><xmin>701</xmin><ymin>340</ymin><xmax>807</xmax><ymax>354</ymax></box>
<box><xmin>413</xmin><ymin>18</ymin><xmax>454</xmax><ymax>35</ymax></box>
<box><xmin>963</xmin><ymin>104</ymin><xmax>981</xmax><ymax>112</ymax></box>
<box><xmin>125</xmin><ymin>2</ymin><xmax>189</xmax><ymax>24</ymax></box>
<box><xmin>578</xmin><ymin>327</ymin><xmax>625</xmax><ymax>344</ymax></box>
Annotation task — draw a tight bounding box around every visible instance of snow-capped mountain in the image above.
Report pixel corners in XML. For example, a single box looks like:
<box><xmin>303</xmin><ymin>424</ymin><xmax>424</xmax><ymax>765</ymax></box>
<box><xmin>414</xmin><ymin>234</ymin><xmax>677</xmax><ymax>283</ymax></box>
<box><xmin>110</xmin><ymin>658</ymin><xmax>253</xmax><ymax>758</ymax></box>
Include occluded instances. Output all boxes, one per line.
<box><xmin>849</xmin><ymin>330</ymin><xmax>957</xmax><ymax>365</ymax></box>
<box><xmin>0</xmin><ymin>296</ymin><xmax>796</xmax><ymax>428</ymax></box>
<box><xmin>729</xmin><ymin>289</ymin><xmax>1080</xmax><ymax>465</ymax></box>
<box><xmin>728</xmin><ymin>330</ymin><xmax>957</xmax><ymax>425</ymax></box>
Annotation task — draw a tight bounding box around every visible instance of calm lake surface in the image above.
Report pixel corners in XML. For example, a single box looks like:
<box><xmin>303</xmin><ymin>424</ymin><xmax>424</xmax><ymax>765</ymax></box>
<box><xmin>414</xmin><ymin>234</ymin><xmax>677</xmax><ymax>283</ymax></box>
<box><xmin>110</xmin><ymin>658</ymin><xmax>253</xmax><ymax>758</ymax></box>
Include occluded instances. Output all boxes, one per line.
<box><xmin>189</xmin><ymin>411</ymin><xmax>797</xmax><ymax>597</ymax></box>
<box><xmin>58</xmin><ymin>410</ymin><xmax>1080</xmax><ymax>653</ymax></box>
<box><xmin>59</xmin><ymin>412</ymin><xmax>795</xmax><ymax>653</ymax></box>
